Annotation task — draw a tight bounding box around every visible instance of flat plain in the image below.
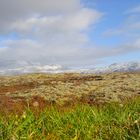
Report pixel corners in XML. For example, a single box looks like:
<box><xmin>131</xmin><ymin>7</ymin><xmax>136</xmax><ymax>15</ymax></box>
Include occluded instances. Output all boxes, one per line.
<box><xmin>0</xmin><ymin>72</ymin><xmax>140</xmax><ymax>112</ymax></box>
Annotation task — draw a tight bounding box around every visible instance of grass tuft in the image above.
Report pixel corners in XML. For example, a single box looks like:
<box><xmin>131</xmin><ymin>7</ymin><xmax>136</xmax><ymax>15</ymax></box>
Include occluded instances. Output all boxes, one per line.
<box><xmin>0</xmin><ymin>97</ymin><xmax>140</xmax><ymax>139</ymax></box>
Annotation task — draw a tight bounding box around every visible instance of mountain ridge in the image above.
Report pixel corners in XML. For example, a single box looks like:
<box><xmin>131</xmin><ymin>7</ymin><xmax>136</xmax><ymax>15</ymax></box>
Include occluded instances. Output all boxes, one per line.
<box><xmin>0</xmin><ymin>61</ymin><xmax>140</xmax><ymax>75</ymax></box>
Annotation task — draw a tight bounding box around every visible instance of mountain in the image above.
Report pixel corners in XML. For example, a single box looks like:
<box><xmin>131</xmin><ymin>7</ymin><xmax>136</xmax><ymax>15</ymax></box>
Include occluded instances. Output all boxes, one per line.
<box><xmin>107</xmin><ymin>62</ymin><xmax>140</xmax><ymax>72</ymax></box>
<box><xmin>0</xmin><ymin>61</ymin><xmax>140</xmax><ymax>75</ymax></box>
<box><xmin>84</xmin><ymin>62</ymin><xmax>140</xmax><ymax>74</ymax></box>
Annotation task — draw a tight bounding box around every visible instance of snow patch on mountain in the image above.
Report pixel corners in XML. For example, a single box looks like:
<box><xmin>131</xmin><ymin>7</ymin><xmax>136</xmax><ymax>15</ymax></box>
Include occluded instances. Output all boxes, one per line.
<box><xmin>0</xmin><ymin>61</ymin><xmax>140</xmax><ymax>75</ymax></box>
<box><xmin>84</xmin><ymin>62</ymin><xmax>140</xmax><ymax>74</ymax></box>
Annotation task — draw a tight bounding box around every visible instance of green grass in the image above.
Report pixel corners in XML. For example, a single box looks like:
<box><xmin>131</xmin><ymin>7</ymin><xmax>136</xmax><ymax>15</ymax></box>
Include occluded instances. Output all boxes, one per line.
<box><xmin>0</xmin><ymin>98</ymin><xmax>140</xmax><ymax>140</ymax></box>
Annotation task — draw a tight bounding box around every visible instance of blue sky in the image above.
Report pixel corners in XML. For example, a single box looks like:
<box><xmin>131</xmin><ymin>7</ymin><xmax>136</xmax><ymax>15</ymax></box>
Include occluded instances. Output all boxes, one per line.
<box><xmin>0</xmin><ymin>0</ymin><xmax>140</xmax><ymax>68</ymax></box>
<box><xmin>89</xmin><ymin>0</ymin><xmax>140</xmax><ymax>44</ymax></box>
<box><xmin>88</xmin><ymin>0</ymin><xmax>140</xmax><ymax>66</ymax></box>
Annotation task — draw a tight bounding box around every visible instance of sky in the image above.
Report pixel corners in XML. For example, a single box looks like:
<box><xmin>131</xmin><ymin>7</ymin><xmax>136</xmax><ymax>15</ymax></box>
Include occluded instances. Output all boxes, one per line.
<box><xmin>0</xmin><ymin>0</ymin><xmax>140</xmax><ymax>68</ymax></box>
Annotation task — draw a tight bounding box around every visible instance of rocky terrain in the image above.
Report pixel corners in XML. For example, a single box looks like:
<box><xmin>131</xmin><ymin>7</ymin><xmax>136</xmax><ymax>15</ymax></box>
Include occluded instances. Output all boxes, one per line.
<box><xmin>0</xmin><ymin>72</ymin><xmax>140</xmax><ymax>113</ymax></box>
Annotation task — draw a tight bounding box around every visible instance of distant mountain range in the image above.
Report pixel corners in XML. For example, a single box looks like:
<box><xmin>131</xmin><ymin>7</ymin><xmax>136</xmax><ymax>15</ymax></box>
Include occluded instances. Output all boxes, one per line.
<box><xmin>83</xmin><ymin>62</ymin><xmax>140</xmax><ymax>74</ymax></box>
<box><xmin>0</xmin><ymin>61</ymin><xmax>140</xmax><ymax>75</ymax></box>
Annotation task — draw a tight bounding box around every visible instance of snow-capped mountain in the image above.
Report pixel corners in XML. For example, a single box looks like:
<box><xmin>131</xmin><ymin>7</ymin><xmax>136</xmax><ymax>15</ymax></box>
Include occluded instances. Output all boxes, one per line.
<box><xmin>84</xmin><ymin>62</ymin><xmax>140</xmax><ymax>74</ymax></box>
<box><xmin>107</xmin><ymin>62</ymin><xmax>140</xmax><ymax>72</ymax></box>
<box><xmin>0</xmin><ymin>61</ymin><xmax>140</xmax><ymax>75</ymax></box>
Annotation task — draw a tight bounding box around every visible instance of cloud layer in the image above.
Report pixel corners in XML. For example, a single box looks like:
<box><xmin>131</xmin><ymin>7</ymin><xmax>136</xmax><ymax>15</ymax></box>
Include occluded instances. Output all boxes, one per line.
<box><xmin>0</xmin><ymin>1</ymin><xmax>140</xmax><ymax>67</ymax></box>
<box><xmin>0</xmin><ymin>0</ymin><xmax>104</xmax><ymax>66</ymax></box>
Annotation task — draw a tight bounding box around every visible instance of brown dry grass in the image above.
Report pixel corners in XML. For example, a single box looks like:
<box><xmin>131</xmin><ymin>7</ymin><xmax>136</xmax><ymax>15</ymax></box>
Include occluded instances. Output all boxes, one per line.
<box><xmin>0</xmin><ymin>72</ymin><xmax>140</xmax><ymax>113</ymax></box>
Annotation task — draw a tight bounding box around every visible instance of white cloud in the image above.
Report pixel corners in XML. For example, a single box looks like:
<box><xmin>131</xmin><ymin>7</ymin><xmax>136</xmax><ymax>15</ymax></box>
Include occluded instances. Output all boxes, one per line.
<box><xmin>0</xmin><ymin>0</ymin><xmax>81</xmax><ymax>19</ymax></box>
<box><xmin>125</xmin><ymin>5</ymin><xmax>140</xmax><ymax>14</ymax></box>
<box><xmin>0</xmin><ymin>0</ymin><xmax>139</xmax><ymax>68</ymax></box>
<box><xmin>10</xmin><ymin>8</ymin><xmax>102</xmax><ymax>36</ymax></box>
<box><xmin>0</xmin><ymin>0</ymin><xmax>81</xmax><ymax>33</ymax></box>
<box><xmin>0</xmin><ymin>0</ymin><xmax>105</xmax><ymax>66</ymax></box>
<box><xmin>0</xmin><ymin>37</ymin><xmax>139</xmax><ymax>67</ymax></box>
<box><xmin>133</xmin><ymin>38</ymin><xmax>140</xmax><ymax>49</ymax></box>
<box><xmin>103</xmin><ymin>5</ymin><xmax>140</xmax><ymax>39</ymax></box>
